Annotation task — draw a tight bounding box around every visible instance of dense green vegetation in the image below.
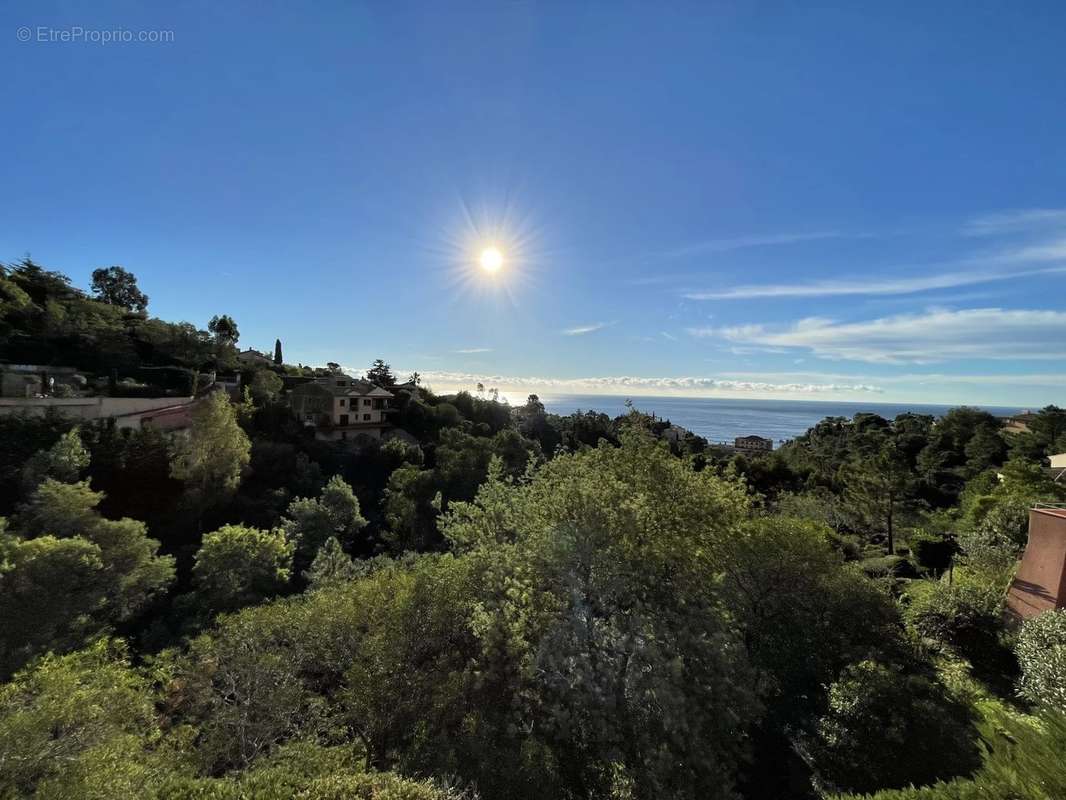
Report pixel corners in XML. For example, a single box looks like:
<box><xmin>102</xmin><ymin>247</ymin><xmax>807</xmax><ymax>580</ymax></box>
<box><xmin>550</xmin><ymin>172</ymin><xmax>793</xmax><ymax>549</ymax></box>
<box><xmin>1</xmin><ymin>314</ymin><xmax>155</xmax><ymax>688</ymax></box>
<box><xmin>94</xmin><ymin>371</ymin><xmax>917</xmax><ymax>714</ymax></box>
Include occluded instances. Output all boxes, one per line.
<box><xmin>3</xmin><ymin>260</ymin><xmax>1066</xmax><ymax>798</ymax></box>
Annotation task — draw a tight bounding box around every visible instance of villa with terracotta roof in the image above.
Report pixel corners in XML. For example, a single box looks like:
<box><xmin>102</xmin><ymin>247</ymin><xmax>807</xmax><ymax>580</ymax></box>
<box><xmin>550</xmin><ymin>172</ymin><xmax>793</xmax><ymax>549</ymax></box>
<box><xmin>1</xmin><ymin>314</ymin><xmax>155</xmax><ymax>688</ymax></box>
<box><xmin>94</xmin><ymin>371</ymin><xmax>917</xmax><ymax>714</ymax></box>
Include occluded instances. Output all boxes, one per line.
<box><xmin>290</xmin><ymin>374</ymin><xmax>393</xmax><ymax>443</ymax></box>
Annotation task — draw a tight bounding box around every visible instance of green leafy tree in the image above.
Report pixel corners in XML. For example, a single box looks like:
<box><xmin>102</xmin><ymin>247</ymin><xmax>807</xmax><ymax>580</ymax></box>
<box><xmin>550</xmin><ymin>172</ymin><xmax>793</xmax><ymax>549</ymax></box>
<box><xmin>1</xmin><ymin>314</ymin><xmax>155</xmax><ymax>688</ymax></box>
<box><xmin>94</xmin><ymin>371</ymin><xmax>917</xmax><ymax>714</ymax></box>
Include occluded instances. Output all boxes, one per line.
<box><xmin>718</xmin><ymin>517</ymin><xmax>900</xmax><ymax>724</ymax></box>
<box><xmin>808</xmin><ymin>660</ymin><xmax>980</xmax><ymax>794</ymax></box>
<box><xmin>961</xmin><ymin>458</ymin><xmax>1066</xmax><ymax>563</ymax></box>
<box><xmin>208</xmin><ymin>313</ymin><xmax>240</xmax><ymax>346</ymax></box>
<box><xmin>1017</xmin><ymin>610</ymin><xmax>1066</xmax><ymax>711</ymax></box>
<box><xmin>0</xmin><ymin>533</ymin><xmax>108</xmax><ymax>678</ymax></box>
<box><xmin>171</xmin><ymin>391</ymin><xmax>251</xmax><ymax>520</ymax></box>
<box><xmin>442</xmin><ymin>430</ymin><xmax>758</xmax><ymax>799</ymax></box>
<box><xmin>282</xmin><ymin>475</ymin><xmax>367</xmax><ymax>568</ymax></box>
<box><xmin>20</xmin><ymin>427</ymin><xmax>90</xmax><ymax>495</ymax></box>
<box><xmin>192</xmin><ymin>524</ymin><xmax>293</xmax><ymax>613</ymax></box>
<box><xmin>89</xmin><ymin>266</ymin><xmax>148</xmax><ymax>312</ymax></box>
<box><xmin>365</xmin><ymin>358</ymin><xmax>395</xmax><ymax>388</ymax></box>
<box><xmin>0</xmin><ymin>640</ymin><xmax>159</xmax><ymax>797</ymax></box>
<box><xmin>843</xmin><ymin>442</ymin><xmax>917</xmax><ymax>554</ymax></box>
<box><xmin>833</xmin><ymin>709</ymin><xmax>1066</xmax><ymax>800</ymax></box>
<box><xmin>304</xmin><ymin>536</ymin><xmax>360</xmax><ymax>590</ymax></box>
<box><xmin>249</xmin><ymin>369</ymin><xmax>283</xmax><ymax>405</ymax></box>
<box><xmin>902</xmin><ymin>577</ymin><xmax>1004</xmax><ymax>664</ymax></box>
<box><xmin>14</xmin><ymin>478</ymin><xmax>175</xmax><ymax>627</ymax></box>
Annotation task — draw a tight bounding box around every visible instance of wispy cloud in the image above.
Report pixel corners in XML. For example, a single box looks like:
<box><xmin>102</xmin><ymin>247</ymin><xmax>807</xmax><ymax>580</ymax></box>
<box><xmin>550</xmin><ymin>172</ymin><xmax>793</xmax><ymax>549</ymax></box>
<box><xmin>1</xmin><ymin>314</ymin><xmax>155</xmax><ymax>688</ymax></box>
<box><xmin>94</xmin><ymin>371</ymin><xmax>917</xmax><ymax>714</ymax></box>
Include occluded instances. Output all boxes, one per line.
<box><xmin>563</xmin><ymin>321</ymin><xmax>614</xmax><ymax>336</ymax></box>
<box><xmin>964</xmin><ymin>208</ymin><xmax>1066</xmax><ymax>236</ymax></box>
<box><xmin>408</xmin><ymin>369</ymin><xmax>882</xmax><ymax>396</ymax></box>
<box><xmin>660</xmin><ymin>331</ymin><xmax>678</xmax><ymax>341</ymax></box>
<box><xmin>664</xmin><ymin>231</ymin><xmax>846</xmax><ymax>259</ymax></box>
<box><xmin>712</xmin><ymin>307</ymin><xmax>1066</xmax><ymax>364</ymax></box>
<box><xmin>454</xmin><ymin>347</ymin><xmax>493</xmax><ymax>354</ymax></box>
<box><xmin>685</xmin><ymin>264</ymin><xmax>1066</xmax><ymax>300</ymax></box>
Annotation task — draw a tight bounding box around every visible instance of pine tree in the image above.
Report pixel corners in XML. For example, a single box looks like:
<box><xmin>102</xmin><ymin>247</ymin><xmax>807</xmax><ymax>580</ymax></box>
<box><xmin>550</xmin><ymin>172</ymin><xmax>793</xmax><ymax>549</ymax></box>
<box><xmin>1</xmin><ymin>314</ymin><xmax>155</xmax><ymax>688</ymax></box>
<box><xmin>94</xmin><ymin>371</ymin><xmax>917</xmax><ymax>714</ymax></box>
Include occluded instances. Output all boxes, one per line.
<box><xmin>304</xmin><ymin>536</ymin><xmax>359</xmax><ymax>590</ymax></box>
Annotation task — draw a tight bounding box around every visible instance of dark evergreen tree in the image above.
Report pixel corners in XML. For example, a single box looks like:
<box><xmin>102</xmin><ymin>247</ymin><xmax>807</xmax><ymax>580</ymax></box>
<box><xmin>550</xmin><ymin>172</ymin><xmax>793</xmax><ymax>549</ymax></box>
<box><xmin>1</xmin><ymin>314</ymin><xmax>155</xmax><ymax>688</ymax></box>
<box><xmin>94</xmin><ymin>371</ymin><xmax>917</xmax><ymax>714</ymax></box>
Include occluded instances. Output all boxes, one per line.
<box><xmin>90</xmin><ymin>266</ymin><xmax>148</xmax><ymax>312</ymax></box>
<box><xmin>273</xmin><ymin>338</ymin><xmax>283</xmax><ymax>364</ymax></box>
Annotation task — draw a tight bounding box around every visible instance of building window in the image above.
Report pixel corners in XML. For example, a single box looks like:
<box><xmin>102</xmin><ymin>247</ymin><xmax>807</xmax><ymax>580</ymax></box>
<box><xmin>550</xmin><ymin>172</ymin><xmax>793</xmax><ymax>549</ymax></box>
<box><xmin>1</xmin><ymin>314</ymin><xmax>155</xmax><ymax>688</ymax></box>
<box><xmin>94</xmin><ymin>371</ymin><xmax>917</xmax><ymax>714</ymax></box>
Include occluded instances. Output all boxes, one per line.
<box><xmin>338</xmin><ymin>398</ymin><xmax>345</xmax><ymax>406</ymax></box>
<box><xmin>363</xmin><ymin>413</ymin><xmax>371</xmax><ymax>421</ymax></box>
<box><xmin>336</xmin><ymin>381</ymin><xmax>346</xmax><ymax>387</ymax></box>
<box><xmin>363</xmin><ymin>399</ymin><xmax>371</xmax><ymax>406</ymax></box>
<box><xmin>339</xmin><ymin>414</ymin><xmax>349</xmax><ymax>426</ymax></box>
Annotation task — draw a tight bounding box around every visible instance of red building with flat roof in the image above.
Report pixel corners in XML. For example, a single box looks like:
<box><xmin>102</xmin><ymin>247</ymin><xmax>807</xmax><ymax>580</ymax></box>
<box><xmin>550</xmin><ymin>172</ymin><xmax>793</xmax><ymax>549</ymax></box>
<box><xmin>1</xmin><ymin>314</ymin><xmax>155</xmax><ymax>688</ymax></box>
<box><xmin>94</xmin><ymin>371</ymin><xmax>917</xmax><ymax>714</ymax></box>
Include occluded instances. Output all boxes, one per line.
<box><xmin>1006</xmin><ymin>506</ymin><xmax>1066</xmax><ymax>621</ymax></box>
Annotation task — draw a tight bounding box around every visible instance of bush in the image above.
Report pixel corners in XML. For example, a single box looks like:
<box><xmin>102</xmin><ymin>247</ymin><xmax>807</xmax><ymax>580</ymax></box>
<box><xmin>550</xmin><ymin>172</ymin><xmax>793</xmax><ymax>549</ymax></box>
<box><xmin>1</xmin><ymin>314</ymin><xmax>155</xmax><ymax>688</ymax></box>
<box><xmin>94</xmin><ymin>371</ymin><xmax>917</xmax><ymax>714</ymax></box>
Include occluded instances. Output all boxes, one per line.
<box><xmin>902</xmin><ymin>579</ymin><xmax>1003</xmax><ymax>662</ymax></box>
<box><xmin>909</xmin><ymin>530</ymin><xmax>957</xmax><ymax>575</ymax></box>
<box><xmin>1016</xmin><ymin>609</ymin><xmax>1066</xmax><ymax>711</ymax></box>
<box><xmin>860</xmin><ymin>555</ymin><xmax>918</xmax><ymax>579</ymax></box>
<box><xmin>832</xmin><ymin>710</ymin><xmax>1066</xmax><ymax>800</ymax></box>
<box><xmin>809</xmin><ymin>660</ymin><xmax>980</xmax><ymax>794</ymax></box>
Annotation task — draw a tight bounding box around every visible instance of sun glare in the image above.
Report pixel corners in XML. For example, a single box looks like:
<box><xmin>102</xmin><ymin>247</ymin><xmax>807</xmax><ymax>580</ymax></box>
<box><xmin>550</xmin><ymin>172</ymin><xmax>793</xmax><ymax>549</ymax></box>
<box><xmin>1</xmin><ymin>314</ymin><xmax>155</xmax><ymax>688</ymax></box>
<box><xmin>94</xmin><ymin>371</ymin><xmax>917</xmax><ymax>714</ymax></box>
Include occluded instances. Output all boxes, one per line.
<box><xmin>479</xmin><ymin>246</ymin><xmax>503</xmax><ymax>273</ymax></box>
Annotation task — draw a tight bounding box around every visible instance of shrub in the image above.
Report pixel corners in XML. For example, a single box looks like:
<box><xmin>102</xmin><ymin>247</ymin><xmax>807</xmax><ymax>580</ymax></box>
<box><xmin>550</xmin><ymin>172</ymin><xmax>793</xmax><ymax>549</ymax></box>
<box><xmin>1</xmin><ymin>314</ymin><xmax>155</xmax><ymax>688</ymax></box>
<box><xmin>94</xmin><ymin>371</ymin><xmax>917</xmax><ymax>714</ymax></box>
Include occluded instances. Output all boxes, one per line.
<box><xmin>909</xmin><ymin>530</ymin><xmax>957</xmax><ymax>575</ymax></box>
<box><xmin>902</xmin><ymin>579</ymin><xmax>1003</xmax><ymax>662</ymax></box>
<box><xmin>831</xmin><ymin>710</ymin><xmax>1066</xmax><ymax>800</ymax></box>
<box><xmin>809</xmin><ymin>660</ymin><xmax>980</xmax><ymax>794</ymax></box>
<box><xmin>860</xmin><ymin>555</ymin><xmax>918</xmax><ymax>579</ymax></box>
<box><xmin>1016</xmin><ymin>609</ymin><xmax>1066</xmax><ymax>711</ymax></box>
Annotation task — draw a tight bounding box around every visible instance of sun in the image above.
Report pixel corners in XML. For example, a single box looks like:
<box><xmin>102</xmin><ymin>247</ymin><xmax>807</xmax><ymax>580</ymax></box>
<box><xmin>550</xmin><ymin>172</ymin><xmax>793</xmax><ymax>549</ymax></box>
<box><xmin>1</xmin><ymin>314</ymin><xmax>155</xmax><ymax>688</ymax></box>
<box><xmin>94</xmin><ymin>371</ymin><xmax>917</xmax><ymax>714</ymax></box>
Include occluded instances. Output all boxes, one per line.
<box><xmin>479</xmin><ymin>246</ymin><xmax>503</xmax><ymax>273</ymax></box>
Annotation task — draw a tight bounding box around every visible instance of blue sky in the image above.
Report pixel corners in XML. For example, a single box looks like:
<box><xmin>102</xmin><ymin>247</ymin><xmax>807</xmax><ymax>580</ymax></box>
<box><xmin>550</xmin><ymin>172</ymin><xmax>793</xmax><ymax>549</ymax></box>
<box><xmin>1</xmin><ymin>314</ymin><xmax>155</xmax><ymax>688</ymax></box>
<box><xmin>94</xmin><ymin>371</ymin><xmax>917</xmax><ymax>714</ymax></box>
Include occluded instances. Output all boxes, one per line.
<box><xmin>3</xmin><ymin>2</ymin><xmax>1066</xmax><ymax>406</ymax></box>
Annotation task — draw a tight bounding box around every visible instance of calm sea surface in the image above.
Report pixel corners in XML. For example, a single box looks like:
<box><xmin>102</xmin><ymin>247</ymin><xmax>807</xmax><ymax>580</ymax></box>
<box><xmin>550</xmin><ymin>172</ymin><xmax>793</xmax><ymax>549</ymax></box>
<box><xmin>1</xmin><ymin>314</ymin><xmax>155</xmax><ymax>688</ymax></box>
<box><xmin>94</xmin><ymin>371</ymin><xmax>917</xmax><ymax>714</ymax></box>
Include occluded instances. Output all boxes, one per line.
<box><xmin>538</xmin><ymin>394</ymin><xmax>1022</xmax><ymax>445</ymax></box>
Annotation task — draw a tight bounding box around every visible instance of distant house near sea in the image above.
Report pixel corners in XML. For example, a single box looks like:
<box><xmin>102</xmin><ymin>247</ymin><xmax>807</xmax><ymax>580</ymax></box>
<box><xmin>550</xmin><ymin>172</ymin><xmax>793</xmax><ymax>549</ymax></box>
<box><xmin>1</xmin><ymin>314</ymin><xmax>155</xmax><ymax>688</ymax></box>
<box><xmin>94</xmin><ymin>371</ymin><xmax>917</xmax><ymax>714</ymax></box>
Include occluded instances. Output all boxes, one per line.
<box><xmin>734</xmin><ymin>434</ymin><xmax>773</xmax><ymax>452</ymax></box>
<box><xmin>290</xmin><ymin>374</ymin><xmax>393</xmax><ymax>443</ymax></box>
<box><xmin>1001</xmin><ymin>410</ymin><xmax>1040</xmax><ymax>435</ymax></box>
<box><xmin>1051</xmin><ymin>453</ymin><xmax>1066</xmax><ymax>483</ymax></box>
<box><xmin>1007</xmin><ymin>505</ymin><xmax>1066</xmax><ymax>621</ymax></box>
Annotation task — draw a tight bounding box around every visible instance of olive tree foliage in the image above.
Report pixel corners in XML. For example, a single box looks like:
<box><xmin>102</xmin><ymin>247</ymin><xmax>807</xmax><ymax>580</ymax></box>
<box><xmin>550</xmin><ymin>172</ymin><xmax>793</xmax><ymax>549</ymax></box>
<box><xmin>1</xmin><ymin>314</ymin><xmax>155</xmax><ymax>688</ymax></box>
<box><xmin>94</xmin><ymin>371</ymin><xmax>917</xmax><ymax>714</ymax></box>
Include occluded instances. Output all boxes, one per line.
<box><xmin>441</xmin><ymin>429</ymin><xmax>760</xmax><ymax>800</ymax></box>
<box><xmin>192</xmin><ymin>524</ymin><xmax>293</xmax><ymax>614</ymax></box>
<box><xmin>1016</xmin><ymin>610</ymin><xmax>1066</xmax><ymax>711</ymax></box>
<box><xmin>170</xmin><ymin>390</ymin><xmax>251</xmax><ymax>513</ymax></box>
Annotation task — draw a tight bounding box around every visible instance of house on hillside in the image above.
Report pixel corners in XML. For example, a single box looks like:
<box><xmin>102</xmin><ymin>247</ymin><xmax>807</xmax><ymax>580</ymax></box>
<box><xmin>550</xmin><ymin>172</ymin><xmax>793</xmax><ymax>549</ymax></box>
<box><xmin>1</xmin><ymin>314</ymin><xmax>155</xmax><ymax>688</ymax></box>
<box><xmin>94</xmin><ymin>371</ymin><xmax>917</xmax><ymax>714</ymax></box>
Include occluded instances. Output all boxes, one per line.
<box><xmin>237</xmin><ymin>349</ymin><xmax>273</xmax><ymax>367</ymax></box>
<box><xmin>0</xmin><ymin>393</ymin><xmax>199</xmax><ymax>432</ymax></box>
<box><xmin>1001</xmin><ymin>411</ymin><xmax>1039</xmax><ymax>435</ymax></box>
<box><xmin>290</xmin><ymin>374</ymin><xmax>393</xmax><ymax>443</ymax></box>
<box><xmin>1049</xmin><ymin>453</ymin><xmax>1066</xmax><ymax>483</ymax></box>
<box><xmin>734</xmin><ymin>434</ymin><xmax>773</xmax><ymax>452</ymax></box>
<box><xmin>1</xmin><ymin>363</ymin><xmax>84</xmax><ymax>397</ymax></box>
<box><xmin>1006</xmin><ymin>505</ymin><xmax>1066</xmax><ymax>621</ymax></box>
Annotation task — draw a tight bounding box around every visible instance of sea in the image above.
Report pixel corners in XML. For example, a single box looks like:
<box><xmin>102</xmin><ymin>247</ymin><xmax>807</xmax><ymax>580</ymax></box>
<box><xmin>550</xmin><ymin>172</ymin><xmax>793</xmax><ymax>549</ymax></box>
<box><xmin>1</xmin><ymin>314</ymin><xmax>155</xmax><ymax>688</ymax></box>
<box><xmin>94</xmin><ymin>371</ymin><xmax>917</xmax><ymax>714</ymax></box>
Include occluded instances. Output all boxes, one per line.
<box><xmin>537</xmin><ymin>394</ymin><xmax>1022</xmax><ymax>446</ymax></box>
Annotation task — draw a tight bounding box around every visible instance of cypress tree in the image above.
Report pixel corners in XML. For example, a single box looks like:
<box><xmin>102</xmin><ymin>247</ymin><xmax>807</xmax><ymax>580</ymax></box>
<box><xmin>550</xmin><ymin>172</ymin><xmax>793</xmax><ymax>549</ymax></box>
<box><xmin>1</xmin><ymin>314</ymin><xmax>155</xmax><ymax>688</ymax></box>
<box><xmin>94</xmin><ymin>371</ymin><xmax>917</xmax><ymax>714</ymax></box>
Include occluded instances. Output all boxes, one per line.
<box><xmin>273</xmin><ymin>338</ymin><xmax>283</xmax><ymax>364</ymax></box>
